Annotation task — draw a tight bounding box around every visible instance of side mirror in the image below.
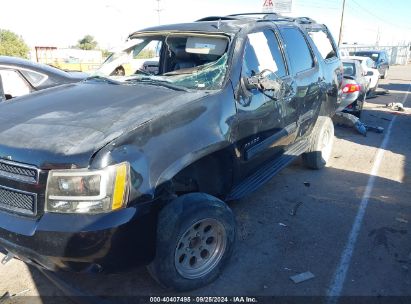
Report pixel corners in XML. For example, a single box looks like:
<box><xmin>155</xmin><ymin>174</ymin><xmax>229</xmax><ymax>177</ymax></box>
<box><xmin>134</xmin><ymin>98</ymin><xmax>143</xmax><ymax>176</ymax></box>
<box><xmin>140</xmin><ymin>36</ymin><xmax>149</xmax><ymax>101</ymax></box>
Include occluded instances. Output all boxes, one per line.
<box><xmin>366</xmin><ymin>71</ymin><xmax>373</xmax><ymax>76</ymax></box>
<box><xmin>380</xmin><ymin>58</ymin><xmax>385</xmax><ymax>63</ymax></box>
<box><xmin>243</xmin><ymin>70</ymin><xmax>282</xmax><ymax>92</ymax></box>
<box><xmin>243</xmin><ymin>75</ymin><xmax>260</xmax><ymax>91</ymax></box>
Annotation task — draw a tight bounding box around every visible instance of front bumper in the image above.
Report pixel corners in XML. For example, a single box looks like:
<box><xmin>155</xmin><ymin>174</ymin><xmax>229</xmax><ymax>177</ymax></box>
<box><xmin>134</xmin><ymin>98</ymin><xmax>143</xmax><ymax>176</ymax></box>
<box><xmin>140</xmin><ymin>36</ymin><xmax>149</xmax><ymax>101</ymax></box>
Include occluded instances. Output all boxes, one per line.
<box><xmin>0</xmin><ymin>204</ymin><xmax>157</xmax><ymax>273</ymax></box>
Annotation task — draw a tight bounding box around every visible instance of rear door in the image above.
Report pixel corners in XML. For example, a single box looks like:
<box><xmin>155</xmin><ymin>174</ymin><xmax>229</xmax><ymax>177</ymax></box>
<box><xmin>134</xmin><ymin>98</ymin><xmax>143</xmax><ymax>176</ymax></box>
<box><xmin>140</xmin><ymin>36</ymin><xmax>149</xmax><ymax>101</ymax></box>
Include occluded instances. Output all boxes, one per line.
<box><xmin>278</xmin><ymin>25</ymin><xmax>323</xmax><ymax>138</ymax></box>
<box><xmin>304</xmin><ymin>25</ymin><xmax>342</xmax><ymax>121</ymax></box>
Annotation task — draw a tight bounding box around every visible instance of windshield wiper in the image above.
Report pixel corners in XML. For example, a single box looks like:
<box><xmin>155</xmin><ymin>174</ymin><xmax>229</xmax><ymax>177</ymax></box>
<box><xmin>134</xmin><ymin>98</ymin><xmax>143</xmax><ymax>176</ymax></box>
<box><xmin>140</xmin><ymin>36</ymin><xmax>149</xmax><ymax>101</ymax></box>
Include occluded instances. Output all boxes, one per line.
<box><xmin>127</xmin><ymin>77</ymin><xmax>190</xmax><ymax>92</ymax></box>
<box><xmin>85</xmin><ymin>75</ymin><xmax>121</xmax><ymax>85</ymax></box>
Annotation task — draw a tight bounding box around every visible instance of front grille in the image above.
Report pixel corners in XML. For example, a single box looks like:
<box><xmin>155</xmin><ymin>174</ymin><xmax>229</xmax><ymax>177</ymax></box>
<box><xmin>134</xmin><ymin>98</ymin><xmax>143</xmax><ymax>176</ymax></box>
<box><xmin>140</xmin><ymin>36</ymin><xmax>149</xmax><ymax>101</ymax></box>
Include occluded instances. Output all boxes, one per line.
<box><xmin>0</xmin><ymin>159</ymin><xmax>39</xmax><ymax>184</ymax></box>
<box><xmin>0</xmin><ymin>185</ymin><xmax>37</xmax><ymax>216</ymax></box>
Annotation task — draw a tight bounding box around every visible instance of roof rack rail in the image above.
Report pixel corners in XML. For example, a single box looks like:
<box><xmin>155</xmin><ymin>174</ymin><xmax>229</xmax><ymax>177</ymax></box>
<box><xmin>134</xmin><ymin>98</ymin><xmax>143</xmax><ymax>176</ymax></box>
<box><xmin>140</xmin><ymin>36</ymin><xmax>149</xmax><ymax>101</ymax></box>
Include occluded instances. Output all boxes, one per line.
<box><xmin>295</xmin><ymin>17</ymin><xmax>316</xmax><ymax>24</ymax></box>
<box><xmin>228</xmin><ymin>12</ymin><xmax>280</xmax><ymax>19</ymax></box>
<box><xmin>196</xmin><ymin>16</ymin><xmax>239</xmax><ymax>22</ymax></box>
<box><xmin>196</xmin><ymin>13</ymin><xmax>318</xmax><ymax>25</ymax></box>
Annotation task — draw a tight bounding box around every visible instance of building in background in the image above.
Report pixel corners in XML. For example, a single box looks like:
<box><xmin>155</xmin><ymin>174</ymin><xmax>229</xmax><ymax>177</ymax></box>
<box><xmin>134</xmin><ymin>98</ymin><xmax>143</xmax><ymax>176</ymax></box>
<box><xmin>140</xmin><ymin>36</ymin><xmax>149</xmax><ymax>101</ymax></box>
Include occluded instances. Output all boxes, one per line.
<box><xmin>30</xmin><ymin>47</ymin><xmax>103</xmax><ymax>72</ymax></box>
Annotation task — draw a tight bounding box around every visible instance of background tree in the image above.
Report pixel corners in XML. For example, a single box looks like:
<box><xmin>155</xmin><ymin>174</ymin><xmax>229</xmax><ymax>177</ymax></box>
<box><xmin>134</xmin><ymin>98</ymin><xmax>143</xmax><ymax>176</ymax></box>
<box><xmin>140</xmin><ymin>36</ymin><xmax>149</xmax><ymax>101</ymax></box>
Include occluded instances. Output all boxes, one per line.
<box><xmin>101</xmin><ymin>49</ymin><xmax>112</xmax><ymax>59</ymax></box>
<box><xmin>0</xmin><ymin>29</ymin><xmax>30</xmax><ymax>58</ymax></box>
<box><xmin>76</xmin><ymin>35</ymin><xmax>98</xmax><ymax>50</ymax></box>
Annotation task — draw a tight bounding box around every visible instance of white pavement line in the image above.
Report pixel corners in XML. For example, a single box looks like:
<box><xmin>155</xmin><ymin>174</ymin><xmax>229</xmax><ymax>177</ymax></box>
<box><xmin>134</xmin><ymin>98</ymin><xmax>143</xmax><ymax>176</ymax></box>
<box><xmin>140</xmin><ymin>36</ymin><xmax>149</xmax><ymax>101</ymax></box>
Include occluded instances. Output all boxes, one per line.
<box><xmin>327</xmin><ymin>83</ymin><xmax>411</xmax><ymax>303</ymax></box>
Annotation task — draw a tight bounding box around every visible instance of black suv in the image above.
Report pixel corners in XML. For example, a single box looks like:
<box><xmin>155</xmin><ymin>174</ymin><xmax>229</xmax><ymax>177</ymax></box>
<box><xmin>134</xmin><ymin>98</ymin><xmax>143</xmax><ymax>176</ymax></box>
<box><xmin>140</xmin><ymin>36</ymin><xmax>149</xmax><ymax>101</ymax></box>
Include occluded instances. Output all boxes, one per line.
<box><xmin>0</xmin><ymin>13</ymin><xmax>342</xmax><ymax>291</ymax></box>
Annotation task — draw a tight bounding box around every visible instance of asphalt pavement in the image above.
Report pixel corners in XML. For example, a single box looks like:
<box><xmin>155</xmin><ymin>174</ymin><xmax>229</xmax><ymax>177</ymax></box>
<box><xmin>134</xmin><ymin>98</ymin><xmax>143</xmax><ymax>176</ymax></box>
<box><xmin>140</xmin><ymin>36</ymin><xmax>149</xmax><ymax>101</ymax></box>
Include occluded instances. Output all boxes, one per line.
<box><xmin>0</xmin><ymin>65</ymin><xmax>410</xmax><ymax>304</ymax></box>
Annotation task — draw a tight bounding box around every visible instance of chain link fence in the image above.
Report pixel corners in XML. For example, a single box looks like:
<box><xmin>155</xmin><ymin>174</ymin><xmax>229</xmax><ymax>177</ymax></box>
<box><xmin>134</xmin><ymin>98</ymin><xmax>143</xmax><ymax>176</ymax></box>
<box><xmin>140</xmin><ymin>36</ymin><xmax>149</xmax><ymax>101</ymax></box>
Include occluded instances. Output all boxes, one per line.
<box><xmin>340</xmin><ymin>44</ymin><xmax>411</xmax><ymax>65</ymax></box>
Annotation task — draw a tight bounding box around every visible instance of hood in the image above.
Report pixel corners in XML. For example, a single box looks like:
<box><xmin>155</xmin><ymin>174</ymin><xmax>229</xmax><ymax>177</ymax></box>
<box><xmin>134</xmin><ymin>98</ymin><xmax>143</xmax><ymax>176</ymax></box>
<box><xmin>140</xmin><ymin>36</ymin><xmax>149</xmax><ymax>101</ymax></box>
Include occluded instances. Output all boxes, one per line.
<box><xmin>66</xmin><ymin>71</ymin><xmax>89</xmax><ymax>80</ymax></box>
<box><xmin>0</xmin><ymin>81</ymin><xmax>206</xmax><ymax>168</ymax></box>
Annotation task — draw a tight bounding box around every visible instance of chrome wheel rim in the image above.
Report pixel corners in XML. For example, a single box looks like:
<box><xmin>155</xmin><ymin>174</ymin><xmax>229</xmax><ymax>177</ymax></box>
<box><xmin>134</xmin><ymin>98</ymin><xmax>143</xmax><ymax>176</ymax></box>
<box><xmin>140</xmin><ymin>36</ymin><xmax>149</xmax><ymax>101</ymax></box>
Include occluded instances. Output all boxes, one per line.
<box><xmin>174</xmin><ymin>218</ymin><xmax>227</xmax><ymax>279</ymax></box>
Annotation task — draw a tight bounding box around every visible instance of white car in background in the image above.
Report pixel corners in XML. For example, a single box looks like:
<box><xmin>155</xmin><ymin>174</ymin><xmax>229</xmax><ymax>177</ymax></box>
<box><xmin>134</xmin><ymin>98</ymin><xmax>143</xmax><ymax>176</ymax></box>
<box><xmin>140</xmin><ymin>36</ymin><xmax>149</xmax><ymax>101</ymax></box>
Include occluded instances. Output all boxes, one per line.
<box><xmin>95</xmin><ymin>39</ymin><xmax>160</xmax><ymax>77</ymax></box>
<box><xmin>346</xmin><ymin>55</ymin><xmax>380</xmax><ymax>95</ymax></box>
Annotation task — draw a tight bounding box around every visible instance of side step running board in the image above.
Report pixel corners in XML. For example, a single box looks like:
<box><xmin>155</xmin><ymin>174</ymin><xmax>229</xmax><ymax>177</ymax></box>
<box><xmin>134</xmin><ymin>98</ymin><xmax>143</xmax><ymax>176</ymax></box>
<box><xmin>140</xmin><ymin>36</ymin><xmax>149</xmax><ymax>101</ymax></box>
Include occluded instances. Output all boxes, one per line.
<box><xmin>226</xmin><ymin>139</ymin><xmax>309</xmax><ymax>201</ymax></box>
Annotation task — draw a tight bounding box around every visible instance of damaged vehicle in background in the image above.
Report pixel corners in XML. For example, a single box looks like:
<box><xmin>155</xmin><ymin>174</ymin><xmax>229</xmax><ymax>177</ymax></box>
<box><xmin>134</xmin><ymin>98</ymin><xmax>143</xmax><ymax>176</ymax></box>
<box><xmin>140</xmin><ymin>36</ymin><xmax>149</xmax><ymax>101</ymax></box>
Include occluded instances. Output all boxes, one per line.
<box><xmin>338</xmin><ymin>77</ymin><xmax>360</xmax><ymax>113</ymax></box>
<box><xmin>346</xmin><ymin>55</ymin><xmax>380</xmax><ymax>96</ymax></box>
<box><xmin>341</xmin><ymin>59</ymin><xmax>369</xmax><ymax>117</ymax></box>
<box><xmin>353</xmin><ymin>49</ymin><xmax>389</xmax><ymax>79</ymax></box>
<box><xmin>95</xmin><ymin>39</ymin><xmax>160</xmax><ymax>76</ymax></box>
<box><xmin>0</xmin><ymin>56</ymin><xmax>87</xmax><ymax>100</ymax></box>
<box><xmin>0</xmin><ymin>13</ymin><xmax>342</xmax><ymax>291</ymax></box>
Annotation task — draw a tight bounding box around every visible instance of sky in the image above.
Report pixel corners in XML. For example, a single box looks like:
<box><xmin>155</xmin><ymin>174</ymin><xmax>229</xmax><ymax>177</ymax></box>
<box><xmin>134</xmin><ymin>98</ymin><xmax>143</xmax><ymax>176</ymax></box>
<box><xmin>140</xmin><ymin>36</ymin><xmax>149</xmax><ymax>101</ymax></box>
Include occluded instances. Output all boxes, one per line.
<box><xmin>0</xmin><ymin>0</ymin><xmax>410</xmax><ymax>50</ymax></box>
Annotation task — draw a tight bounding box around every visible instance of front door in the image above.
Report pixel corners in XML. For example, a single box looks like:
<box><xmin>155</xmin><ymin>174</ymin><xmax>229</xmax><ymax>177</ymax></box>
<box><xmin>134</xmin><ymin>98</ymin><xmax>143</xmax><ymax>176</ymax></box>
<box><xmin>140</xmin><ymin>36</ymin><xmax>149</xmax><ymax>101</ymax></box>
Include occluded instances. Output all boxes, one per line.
<box><xmin>234</xmin><ymin>28</ymin><xmax>298</xmax><ymax>180</ymax></box>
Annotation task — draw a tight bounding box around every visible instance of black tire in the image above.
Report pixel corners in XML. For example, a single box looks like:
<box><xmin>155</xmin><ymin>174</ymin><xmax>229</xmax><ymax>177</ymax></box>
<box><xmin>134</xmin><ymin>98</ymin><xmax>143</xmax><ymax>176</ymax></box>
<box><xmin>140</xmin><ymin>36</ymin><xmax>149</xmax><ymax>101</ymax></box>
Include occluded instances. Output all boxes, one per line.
<box><xmin>352</xmin><ymin>110</ymin><xmax>362</xmax><ymax>119</ymax></box>
<box><xmin>147</xmin><ymin>193</ymin><xmax>236</xmax><ymax>291</ymax></box>
<box><xmin>353</xmin><ymin>97</ymin><xmax>364</xmax><ymax>118</ymax></box>
<box><xmin>302</xmin><ymin>116</ymin><xmax>334</xmax><ymax>170</ymax></box>
<box><xmin>381</xmin><ymin>69</ymin><xmax>388</xmax><ymax>79</ymax></box>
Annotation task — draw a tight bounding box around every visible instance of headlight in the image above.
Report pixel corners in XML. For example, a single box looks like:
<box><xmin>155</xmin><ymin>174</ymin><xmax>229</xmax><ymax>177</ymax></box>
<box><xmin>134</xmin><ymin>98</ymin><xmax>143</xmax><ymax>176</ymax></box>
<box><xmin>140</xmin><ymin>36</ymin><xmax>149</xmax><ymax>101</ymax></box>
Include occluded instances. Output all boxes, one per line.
<box><xmin>45</xmin><ymin>162</ymin><xmax>129</xmax><ymax>214</ymax></box>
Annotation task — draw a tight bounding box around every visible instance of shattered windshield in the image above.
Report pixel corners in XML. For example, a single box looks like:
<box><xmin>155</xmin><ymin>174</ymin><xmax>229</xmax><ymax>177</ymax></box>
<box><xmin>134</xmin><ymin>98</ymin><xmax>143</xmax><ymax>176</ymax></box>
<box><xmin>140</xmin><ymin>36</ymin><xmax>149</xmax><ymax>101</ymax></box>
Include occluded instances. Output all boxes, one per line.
<box><xmin>93</xmin><ymin>34</ymin><xmax>230</xmax><ymax>90</ymax></box>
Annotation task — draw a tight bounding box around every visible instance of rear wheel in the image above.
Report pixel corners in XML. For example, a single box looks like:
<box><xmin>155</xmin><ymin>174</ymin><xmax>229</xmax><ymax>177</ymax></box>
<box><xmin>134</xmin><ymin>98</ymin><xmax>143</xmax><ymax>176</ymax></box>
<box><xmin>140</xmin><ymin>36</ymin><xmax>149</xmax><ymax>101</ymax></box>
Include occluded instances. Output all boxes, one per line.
<box><xmin>302</xmin><ymin>116</ymin><xmax>334</xmax><ymax>169</ymax></box>
<box><xmin>382</xmin><ymin>69</ymin><xmax>388</xmax><ymax>79</ymax></box>
<box><xmin>353</xmin><ymin>93</ymin><xmax>366</xmax><ymax>118</ymax></box>
<box><xmin>147</xmin><ymin>193</ymin><xmax>236</xmax><ymax>291</ymax></box>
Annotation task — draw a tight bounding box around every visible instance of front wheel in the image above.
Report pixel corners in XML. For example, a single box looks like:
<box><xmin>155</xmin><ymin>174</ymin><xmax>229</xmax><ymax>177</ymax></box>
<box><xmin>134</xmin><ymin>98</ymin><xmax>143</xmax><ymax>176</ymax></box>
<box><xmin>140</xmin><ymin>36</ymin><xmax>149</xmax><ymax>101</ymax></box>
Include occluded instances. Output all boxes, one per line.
<box><xmin>302</xmin><ymin>116</ymin><xmax>334</xmax><ymax>169</ymax></box>
<box><xmin>147</xmin><ymin>193</ymin><xmax>236</xmax><ymax>291</ymax></box>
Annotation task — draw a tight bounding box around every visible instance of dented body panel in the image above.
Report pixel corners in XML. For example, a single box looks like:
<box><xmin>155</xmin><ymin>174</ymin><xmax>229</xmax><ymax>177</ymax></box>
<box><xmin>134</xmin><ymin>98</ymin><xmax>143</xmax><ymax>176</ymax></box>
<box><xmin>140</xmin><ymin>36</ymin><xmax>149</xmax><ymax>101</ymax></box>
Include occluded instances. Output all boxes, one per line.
<box><xmin>0</xmin><ymin>16</ymin><xmax>341</xmax><ymax>272</ymax></box>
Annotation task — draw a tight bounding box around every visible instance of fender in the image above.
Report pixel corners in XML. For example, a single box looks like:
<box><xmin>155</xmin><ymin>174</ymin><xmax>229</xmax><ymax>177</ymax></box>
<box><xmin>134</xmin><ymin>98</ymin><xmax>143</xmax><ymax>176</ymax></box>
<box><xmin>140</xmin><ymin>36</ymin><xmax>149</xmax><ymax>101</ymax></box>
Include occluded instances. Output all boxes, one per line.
<box><xmin>91</xmin><ymin>86</ymin><xmax>237</xmax><ymax>201</ymax></box>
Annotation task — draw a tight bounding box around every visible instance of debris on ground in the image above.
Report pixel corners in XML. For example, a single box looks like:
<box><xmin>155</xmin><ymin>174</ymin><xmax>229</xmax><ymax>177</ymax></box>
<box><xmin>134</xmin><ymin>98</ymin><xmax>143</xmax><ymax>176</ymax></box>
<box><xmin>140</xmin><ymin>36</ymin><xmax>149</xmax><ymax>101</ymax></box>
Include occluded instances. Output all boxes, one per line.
<box><xmin>369</xmin><ymin>113</ymin><xmax>391</xmax><ymax>121</ymax></box>
<box><xmin>278</xmin><ymin>223</ymin><xmax>287</xmax><ymax>227</ymax></box>
<box><xmin>333</xmin><ymin>112</ymin><xmax>367</xmax><ymax>136</ymax></box>
<box><xmin>355</xmin><ymin>121</ymin><xmax>367</xmax><ymax>136</ymax></box>
<box><xmin>386</xmin><ymin>102</ymin><xmax>405</xmax><ymax>111</ymax></box>
<box><xmin>290</xmin><ymin>202</ymin><xmax>303</xmax><ymax>216</ymax></box>
<box><xmin>303</xmin><ymin>182</ymin><xmax>310</xmax><ymax>187</ymax></box>
<box><xmin>284</xmin><ymin>267</ymin><xmax>292</xmax><ymax>271</ymax></box>
<box><xmin>366</xmin><ymin>125</ymin><xmax>384</xmax><ymax>133</ymax></box>
<box><xmin>395</xmin><ymin>217</ymin><xmax>409</xmax><ymax>224</ymax></box>
<box><xmin>375</xmin><ymin>88</ymin><xmax>389</xmax><ymax>95</ymax></box>
<box><xmin>334</xmin><ymin>112</ymin><xmax>384</xmax><ymax>136</ymax></box>
<box><xmin>289</xmin><ymin>271</ymin><xmax>315</xmax><ymax>283</ymax></box>
<box><xmin>0</xmin><ymin>289</ymin><xmax>30</xmax><ymax>303</ymax></box>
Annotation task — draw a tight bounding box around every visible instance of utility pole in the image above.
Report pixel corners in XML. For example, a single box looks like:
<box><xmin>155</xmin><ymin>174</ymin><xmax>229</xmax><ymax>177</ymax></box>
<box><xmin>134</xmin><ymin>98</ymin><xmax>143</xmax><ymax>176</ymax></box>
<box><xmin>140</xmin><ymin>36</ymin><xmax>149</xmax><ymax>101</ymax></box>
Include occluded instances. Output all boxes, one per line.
<box><xmin>338</xmin><ymin>0</ymin><xmax>346</xmax><ymax>46</ymax></box>
<box><xmin>375</xmin><ymin>27</ymin><xmax>380</xmax><ymax>47</ymax></box>
<box><xmin>155</xmin><ymin>0</ymin><xmax>162</xmax><ymax>25</ymax></box>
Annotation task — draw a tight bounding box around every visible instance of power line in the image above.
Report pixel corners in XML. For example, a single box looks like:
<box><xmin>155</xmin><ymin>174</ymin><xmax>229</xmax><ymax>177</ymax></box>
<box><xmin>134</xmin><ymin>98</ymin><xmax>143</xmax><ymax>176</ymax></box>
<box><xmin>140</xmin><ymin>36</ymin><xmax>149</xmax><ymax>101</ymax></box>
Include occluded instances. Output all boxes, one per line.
<box><xmin>350</xmin><ymin>0</ymin><xmax>411</xmax><ymax>30</ymax></box>
<box><xmin>154</xmin><ymin>0</ymin><xmax>163</xmax><ymax>25</ymax></box>
<box><xmin>338</xmin><ymin>0</ymin><xmax>346</xmax><ymax>46</ymax></box>
<box><xmin>299</xmin><ymin>4</ymin><xmax>338</xmax><ymax>10</ymax></box>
